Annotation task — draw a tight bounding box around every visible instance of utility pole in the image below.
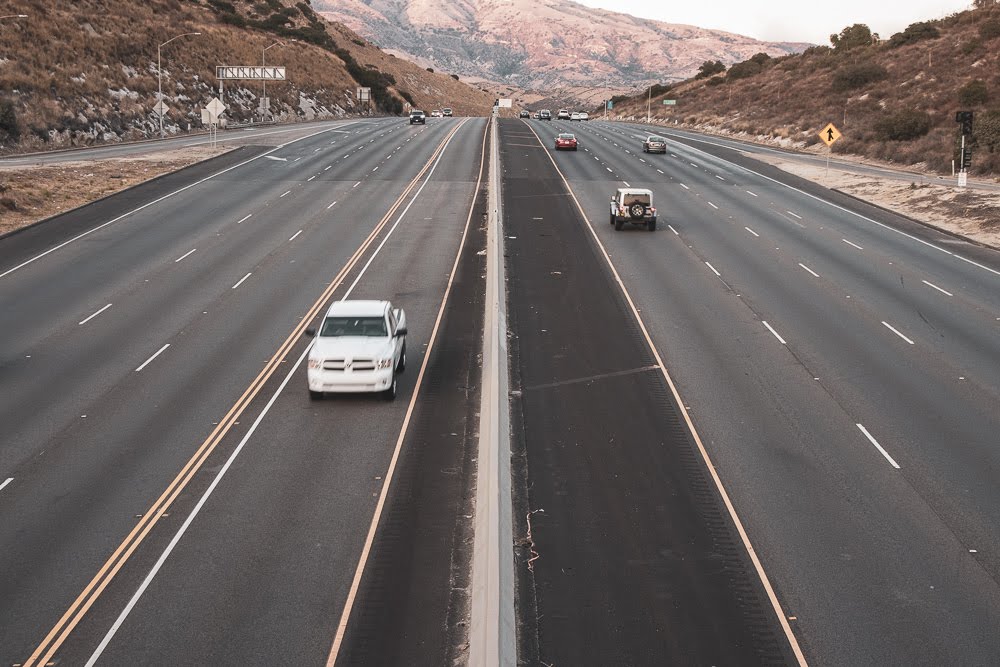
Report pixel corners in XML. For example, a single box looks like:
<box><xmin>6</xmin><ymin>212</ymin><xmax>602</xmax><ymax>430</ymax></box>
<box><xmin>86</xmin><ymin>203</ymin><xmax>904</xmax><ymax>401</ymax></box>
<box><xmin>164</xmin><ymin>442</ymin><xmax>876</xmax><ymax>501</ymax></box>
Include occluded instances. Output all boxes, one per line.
<box><xmin>646</xmin><ymin>85</ymin><xmax>651</xmax><ymax>124</ymax></box>
<box><xmin>157</xmin><ymin>32</ymin><xmax>201</xmax><ymax>139</ymax></box>
<box><xmin>262</xmin><ymin>41</ymin><xmax>281</xmax><ymax>121</ymax></box>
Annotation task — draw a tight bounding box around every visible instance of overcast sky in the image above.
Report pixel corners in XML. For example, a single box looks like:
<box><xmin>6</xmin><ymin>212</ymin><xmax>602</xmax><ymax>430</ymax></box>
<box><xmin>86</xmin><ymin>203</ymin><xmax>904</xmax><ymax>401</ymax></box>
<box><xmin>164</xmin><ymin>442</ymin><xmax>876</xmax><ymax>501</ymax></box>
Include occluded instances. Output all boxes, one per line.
<box><xmin>574</xmin><ymin>0</ymin><xmax>973</xmax><ymax>45</ymax></box>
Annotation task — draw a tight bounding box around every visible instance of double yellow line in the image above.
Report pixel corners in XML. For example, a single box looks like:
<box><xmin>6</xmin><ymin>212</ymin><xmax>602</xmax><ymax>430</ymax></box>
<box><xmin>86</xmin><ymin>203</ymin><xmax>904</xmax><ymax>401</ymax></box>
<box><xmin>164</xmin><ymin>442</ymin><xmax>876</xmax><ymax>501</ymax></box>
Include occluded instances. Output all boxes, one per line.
<box><xmin>24</xmin><ymin>119</ymin><xmax>468</xmax><ymax>667</ymax></box>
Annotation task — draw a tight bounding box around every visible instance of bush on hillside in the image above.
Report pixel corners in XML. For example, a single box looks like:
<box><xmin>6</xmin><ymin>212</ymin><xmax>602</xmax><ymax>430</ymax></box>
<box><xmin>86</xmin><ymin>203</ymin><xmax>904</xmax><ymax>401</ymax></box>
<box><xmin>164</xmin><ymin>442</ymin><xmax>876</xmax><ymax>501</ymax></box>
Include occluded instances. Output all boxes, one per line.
<box><xmin>0</xmin><ymin>99</ymin><xmax>19</xmax><ymax>141</ymax></box>
<box><xmin>727</xmin><ymin>59</ymin><xmax>763</xmax><ymax>80</ymax></box>
<box><xmin>706</xmin><ymin>77</ymin><xmax>724</xmax><ymax>87</ymax></box>
<box><xmin>976</xmin><ymin>109</ymin><xmax>1000</xmax><ymax>152</ymax></box>
<box><xmin>888</xmin><ymin>21</ymin><xmax>940</xmax><ymax>48</ymax></box>
<box><xmin>830</xmin><ymin>24</ymin><xmax>874</xmax><ymax>51</ymax></box>
<box><xmin>874</xmin><ymin>109</ymin><xmax>932</xmax><ymax>140</ymax></box>
<box><xmin>831</xmin><ymin>62</ymin><xmax>888</xmax><ymax>92</ymax></box>
<box><xmin>979</xmin><ymin>18</ymin><xmax>1000</xmax><ymax>40</ymax></box>
<box><xmin>696</xmin><ymin>60</ymin><xmax>725</xmax><ymax>79</ymax></box>
<box><xmin>959</xmin><ymin>79</ymin><xmax>989</xmax><ymax>106</ymax></box>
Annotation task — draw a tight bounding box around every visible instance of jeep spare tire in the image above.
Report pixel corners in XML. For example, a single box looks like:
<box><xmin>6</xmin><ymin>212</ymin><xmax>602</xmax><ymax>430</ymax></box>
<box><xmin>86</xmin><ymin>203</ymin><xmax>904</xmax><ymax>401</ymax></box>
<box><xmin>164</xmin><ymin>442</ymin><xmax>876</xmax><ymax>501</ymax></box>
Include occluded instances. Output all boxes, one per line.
<box><xmin>628</xmin><ymin>203</ymin><xmax>645</xmax><ymax>219</ymax></box>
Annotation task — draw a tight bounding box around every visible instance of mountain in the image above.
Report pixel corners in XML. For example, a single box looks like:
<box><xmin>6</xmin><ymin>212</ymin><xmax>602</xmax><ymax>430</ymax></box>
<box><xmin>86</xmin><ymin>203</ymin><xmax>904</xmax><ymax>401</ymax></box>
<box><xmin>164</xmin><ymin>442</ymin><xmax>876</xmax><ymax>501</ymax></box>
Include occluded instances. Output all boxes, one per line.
<box><xmin>313</xmin><ymin>0</ymin><xmax>809</xmax><ymax>92</ymax></box>
<box><xmin>0</xmin><ymin>0</ymin><xmax>494</xmax><ymax>152</ymax></box>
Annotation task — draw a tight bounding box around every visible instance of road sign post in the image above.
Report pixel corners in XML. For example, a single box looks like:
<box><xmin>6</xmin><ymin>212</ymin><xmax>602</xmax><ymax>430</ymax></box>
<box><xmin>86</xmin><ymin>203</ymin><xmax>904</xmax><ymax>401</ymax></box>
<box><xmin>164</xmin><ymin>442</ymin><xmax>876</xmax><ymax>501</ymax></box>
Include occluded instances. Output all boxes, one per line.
<box><xmin>818</xmin><ymin>122</ymin><xmax>842</xmax><ymax>175</ymax></box>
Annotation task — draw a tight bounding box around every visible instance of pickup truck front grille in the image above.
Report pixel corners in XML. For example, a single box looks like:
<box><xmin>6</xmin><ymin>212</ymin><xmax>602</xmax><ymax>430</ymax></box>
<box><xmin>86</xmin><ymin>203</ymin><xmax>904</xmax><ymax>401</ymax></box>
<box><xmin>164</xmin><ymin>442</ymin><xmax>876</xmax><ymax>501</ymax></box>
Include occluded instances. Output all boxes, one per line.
<box><xmin>321</xmin><ymin>358</ymin><xmax>375</xmax><ymax>371</ymax></box>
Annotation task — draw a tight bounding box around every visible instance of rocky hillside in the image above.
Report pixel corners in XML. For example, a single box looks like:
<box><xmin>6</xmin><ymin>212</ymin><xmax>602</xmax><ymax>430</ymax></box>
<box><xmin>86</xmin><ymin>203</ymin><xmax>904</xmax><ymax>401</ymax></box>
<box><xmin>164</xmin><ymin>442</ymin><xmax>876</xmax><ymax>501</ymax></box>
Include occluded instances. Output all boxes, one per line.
<box><xmin>313</xmin><ymin>0</ymin><xmax>808</xmax><ymax>92</ymax></box>
<box><xmin>603</xmin><ymin>7</ymin><xmax>1000</xmax><ymax>177</ymax></box>
<box><xmin>0</xmin><ymin>0</ymin><xmax>494</xmax><ymax>152</ymax></box>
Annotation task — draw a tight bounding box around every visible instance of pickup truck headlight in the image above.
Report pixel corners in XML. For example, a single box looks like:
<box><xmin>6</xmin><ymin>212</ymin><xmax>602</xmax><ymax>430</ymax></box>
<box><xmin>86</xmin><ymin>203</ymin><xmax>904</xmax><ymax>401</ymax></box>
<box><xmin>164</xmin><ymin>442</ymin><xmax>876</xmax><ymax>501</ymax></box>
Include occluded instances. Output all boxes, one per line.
<box><xmin>308</xmin><ymin>359</ymin><xmax>322</xmax><ymax>369</ymax></box>
<box><xmin>376</xmin><ymin>358</ymin><xmax>393</xmax><ymax>370</ymax></box>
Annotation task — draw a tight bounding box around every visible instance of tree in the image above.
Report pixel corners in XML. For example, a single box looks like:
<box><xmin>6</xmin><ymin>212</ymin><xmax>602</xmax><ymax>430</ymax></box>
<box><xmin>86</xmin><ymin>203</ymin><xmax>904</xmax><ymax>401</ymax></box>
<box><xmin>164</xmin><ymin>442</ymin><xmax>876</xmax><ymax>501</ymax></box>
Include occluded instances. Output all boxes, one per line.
<box><xmin>959</xmin><ymin>80</ymin><xmax>989</xmax><ymax>107</ymax></box>
<box><xmin>696</xmin><ymin>60</ymin><xmax>725</xmax><ymax>79</ymax></box>
<box><xmin>973</xmin><ymin>0</ymin><xmax>998</xmax><ymax>8</ymax></box>
<box><xmin>0</xmin><ymin>99</ymin><xmax>19</xmax><ymax>142</ymax></box>
<box><xmin>830</xmin><ymin>24</ymin><xmax>874</xmax><ymax>51</ymax></box>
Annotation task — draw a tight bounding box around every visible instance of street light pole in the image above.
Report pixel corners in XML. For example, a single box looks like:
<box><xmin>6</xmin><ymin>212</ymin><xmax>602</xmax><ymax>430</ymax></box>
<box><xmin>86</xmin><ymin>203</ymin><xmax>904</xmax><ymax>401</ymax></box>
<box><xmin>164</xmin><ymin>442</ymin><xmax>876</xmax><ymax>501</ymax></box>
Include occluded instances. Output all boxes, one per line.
<box><xmin>157</xmin><ymin>31</ymin><xmax>201</xmax><ymax>139</ymax></box>
<box><xmin>647</xmin><ymin>85</ymin><xmax>651</xmax><ymax>124</ymax></box>
<box><xmin>262</xmin><ymin>41</ymin><xmax>281</xmax><ymax>121</ymax></box>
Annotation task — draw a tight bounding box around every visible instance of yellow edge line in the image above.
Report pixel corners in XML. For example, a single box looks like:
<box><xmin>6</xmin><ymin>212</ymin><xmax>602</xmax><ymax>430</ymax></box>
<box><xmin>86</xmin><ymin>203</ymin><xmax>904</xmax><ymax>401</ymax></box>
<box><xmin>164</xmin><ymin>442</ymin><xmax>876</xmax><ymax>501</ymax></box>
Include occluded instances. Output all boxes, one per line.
<box><xmin>325</xmin><ymin>117</ymin><xmax>489</xmax><ymax>665</ymax></box>
<box><xmin>519</xmin><ymin>119</ymin><xmax>809</xmax><ymax>667</ymax></box>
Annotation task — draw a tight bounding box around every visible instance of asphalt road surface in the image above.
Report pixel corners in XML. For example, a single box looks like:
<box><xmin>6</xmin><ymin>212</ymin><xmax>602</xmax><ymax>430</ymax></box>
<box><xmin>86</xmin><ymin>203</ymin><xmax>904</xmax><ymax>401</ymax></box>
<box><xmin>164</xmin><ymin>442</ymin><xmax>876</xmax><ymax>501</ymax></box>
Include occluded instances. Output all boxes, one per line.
<box><xmin>3</xmin><ymin>113</ymin><xmax>1000</xmax><ymax>667</ymax></box>
<box><xmin>517</xmin><ymin>117</ymin><xmax>1000</xmax><ymax>665</ymax></box>
<box><xmin>0</xmin><ymin>116</ymin><xmax>487</xmax><ymax>665</ymax></box>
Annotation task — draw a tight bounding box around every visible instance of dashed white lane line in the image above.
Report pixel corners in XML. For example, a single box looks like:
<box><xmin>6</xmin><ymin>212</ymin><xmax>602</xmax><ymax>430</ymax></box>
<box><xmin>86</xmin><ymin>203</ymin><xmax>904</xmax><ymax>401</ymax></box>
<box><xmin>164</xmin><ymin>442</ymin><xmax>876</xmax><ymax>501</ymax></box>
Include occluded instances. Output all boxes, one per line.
<box><xmin>353</xmin><ymin>181</ymin><xmax>361</xmax><ymax>188</ymax></box>
<box><xmin>746</xmin><ymin>190</ymin><xmax>758</xmax><ymax>197</ymax></box>
<box><xmin>79</xmin><ymin>303</ymin><xmax>112</xmax><ymax>325</ymax></box>
<box><xmin>279</xmin><ymin>190</ymin><xmax>291</xmax><ymax>198</ymax></box>
<box><xmin>307</xmin><ymin>175</ymin><xmax>316</xmax><ymax>182</ymax></box>
<box><xmin>0</xmin><ymin>477</ymin><xmax>13</xmax><ymax>493</ymax></box>
<box><xmin>174</xmin><ymin>248</ymin><xmax>197</xmax><ymax>263</ymax></box>
<box><xmin>680</xmin><ymin>183</ymin><xmax>689</xmax><ymax>190</ymax></box>
<box><xmin>745</xmin><ymin>226</ymin><xmax>759</xmax><ymax>237</ymax></box>
<box><xmin>882</xmin><ymin>321</ymin><xmax>915</xmax><ymax>345</ymax></box>
<box><xmin>288</xmin><ymin>230</ymin><xmax>303</xmax><ymax>241</ymax></box>
<box><xmin>667</xmin><ymin>225</ymin><xmax>679</xmax><ymax>235</ymax></box>
<box><xmin>327</xmin><ymin>200</ymin><xmax>337</xmax><ymax>209</ymax></box>
<box><xmin>293</xmin><ymin>158</ymin><xmax>301</xmax><ymax>162</ymax></box>
<box><xmin>343</xmin><ymin>154</ymin><xmax>350</xmax><ymax>159</ymax></box>
<box><xmin>135</xmin><ymin>343</ymin><xmax>170</xmax><ymax>372</ymax></box>
<box><xmin>786</xmin><ymin>210</ymin><xmax>802</xmax><ymax>219</ymax></box>
<box><xmin>639</xmin><ymin>158</ymin><xmax>647</xmax><ymax>163</ymax></box>
<box><xmin>690</xmin><ymin>162</ymin><xmax>698</xmax><ymax>168</ymax></box>
<box><xmin>857</xmin><ymin>423</ymin><xmax>901</xmax><ymax>469</ymax></box>
<box><xmin>798</xmin><ymin>263</ymin><xmax>820</xmax><ymax>278</ymax></box>
<box><xmin>622</xmin><ymin>181</ymin><xmax>630</xmax><ymax>187</ymax></box>
<box><xmin>922</xmin><ymin>279</ymin><xmax>953</xmax><ymax>296</ymax></box>
<box><xmin>715</xmin><ymin>175</ymin><xmax>725</xmax><ymax>181</ymax></box>
<box><xmin>843</xmin><ymin>239</ymin><xmax>864</xmax><ymax>250</ymax></box>
<box><xmin>231</xmin><ymin>272</ymin><xmax>252</xmax><ymax>290</ymax></box>
<box><xmin>671</xmin><ymin>153</ymin><xmax>678</xmax><ymax>158</ymax></box>
<box><xmin>705</xmin><ymin>261</ymin><xmax>721</xmax><ymax>277</ymax></box>
<box><xmin>762</xmin><ymin>321</ymin><xmax>787</xmax><ymax>345</ymax></box>
<box><xmin>372</xmin><ymin>166</ymin><xmax>379</xmax><ymax>172</ymax></box>
<box><xmin>656</xmin><ymin>169</ymin><xmax>664</xmax><ymax>174</ymax></box>
<box><xmin>324</xmin><ymin>165</ymin><xmax>332</xmax><ymax>171</ymax></box>
<box><xmin>606</xmin><ymin>167</ymin><xmax>613</xmax><ymax>172</ymax></box>
<box><xmin>708</xmin><ymin>202</ymin><xmax>718</xmax><ymax>209</ymax></box>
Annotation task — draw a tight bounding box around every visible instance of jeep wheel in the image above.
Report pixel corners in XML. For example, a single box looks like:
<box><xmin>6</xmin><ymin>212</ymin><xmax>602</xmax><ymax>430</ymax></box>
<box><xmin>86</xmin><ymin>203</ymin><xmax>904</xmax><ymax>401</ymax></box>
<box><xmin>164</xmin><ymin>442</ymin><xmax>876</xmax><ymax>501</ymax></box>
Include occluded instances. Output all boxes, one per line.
<box><xmin>647</xmin><ymin>220</ymin><xmax>656</xmax><ymax>231</ymax></box>
<box><xmin>309</xmin><ymin>390</ymin><xmax>323</xmax><ymax>400</ymax></box>
<box><xmin>628</xmin><ymin>203</ymin><xmax>645</xmax><ymax>219</ymax></box>
<box><xmin>610</xmin><ymin>213</ymin><xmax>616</xmax><ymax>226</ymax></box>
<box><xmin>614</xmin><ymin>218</ymin><xmax>624</xmax><ymax>231</ymax></box>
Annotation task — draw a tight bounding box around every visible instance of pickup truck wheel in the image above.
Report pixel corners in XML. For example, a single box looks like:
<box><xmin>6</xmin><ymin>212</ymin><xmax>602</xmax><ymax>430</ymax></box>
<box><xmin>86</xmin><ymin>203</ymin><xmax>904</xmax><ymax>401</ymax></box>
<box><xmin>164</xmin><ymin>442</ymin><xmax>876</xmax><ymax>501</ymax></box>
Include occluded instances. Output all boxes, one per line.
<box><xmin>309</xmin><ymin>390</ymin><xmax>323</xmax><ymax>400</ymax></box>
<box><xmin>628</xmin><ymin>203</ymin><xmax>646</xmax><ymax>219</ymax></box>
<box><xmin>614</xmin><ymin>218</ymin><xmax>624</xmax><ymax>231</ymax></box>
<box><xmin>396</xmin><ymin>342</ymin><xmax>406</xmax><ymax>373</ymax></box>
<box><xmin>383</xmin><ymin>377</ymin><xmax>397</xmax><ymax>401</ymax></box>
<box><xmin>610</xmin><ymin>213</ymin><xmax>615</xmax><ymax>226</ymax></box>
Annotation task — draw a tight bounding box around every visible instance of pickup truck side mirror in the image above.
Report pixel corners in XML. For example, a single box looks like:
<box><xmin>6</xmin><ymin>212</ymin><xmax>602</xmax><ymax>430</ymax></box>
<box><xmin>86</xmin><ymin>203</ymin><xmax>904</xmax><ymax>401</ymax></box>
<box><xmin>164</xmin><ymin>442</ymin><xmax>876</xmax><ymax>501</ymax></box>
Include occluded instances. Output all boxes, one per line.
<box><xmin>395</xmin><ymin>326</ymin><xmax>408</xmax><ymax>337</ymax></box>
<box><xmin>305</xmin><ymin>327</ymin><xmax>316</xmax><ymax>337</ymax></box>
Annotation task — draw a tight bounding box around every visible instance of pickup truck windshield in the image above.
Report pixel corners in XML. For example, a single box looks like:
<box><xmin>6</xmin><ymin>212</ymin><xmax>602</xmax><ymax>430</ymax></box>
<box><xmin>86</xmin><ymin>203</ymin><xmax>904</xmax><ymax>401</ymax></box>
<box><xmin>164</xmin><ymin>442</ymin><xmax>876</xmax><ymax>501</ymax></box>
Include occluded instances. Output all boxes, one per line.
<box><xmin>320</xmin><ymin>316</ymin><xmax>387</xmax><ymax>337</ymax></box>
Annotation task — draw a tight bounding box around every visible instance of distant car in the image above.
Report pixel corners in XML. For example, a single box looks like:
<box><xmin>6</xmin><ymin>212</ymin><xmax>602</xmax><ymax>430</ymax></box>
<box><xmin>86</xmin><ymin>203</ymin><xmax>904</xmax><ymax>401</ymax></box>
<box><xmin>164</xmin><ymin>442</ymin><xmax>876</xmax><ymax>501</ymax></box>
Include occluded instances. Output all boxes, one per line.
<box><xmin>570</xmin><ymin>112</ymin><xmax>582</xmax><ymax>121</ymax></box>
<box><xmin>519</xmin><ymin>110</ymin><xmax>530</xmax><ymax>118</ymax></box>
<box><xmin>409</xmin><ymin>109</ymin><xmax>426</xmax><ymax>124</ymax></box>
<box><xmin>642</xmin><ymin>135</ymin><xmax>667</xmax><ymax>153</ymax></box>
<box><xmin>610</xmin><ymin>188</ymin><xmax>657</xmax><ymax>231</ymax></box>
<box><xmin>430</xmin><ymin>109</ymin><xmax>443</xmax><ymax>117</ymax></box>
<box><xmin>539</xmin><ymin>109</ymin><xmax>552</xmax><ymax>120</ymax></box>
<box><xmin>306</xmin><ymin>300</ymin><xmax>408</xmax><ymax>400</ymax></box>
<box><xmin>555</xmin><ymin>132</ymin><xmax>578</xmax><ymax>151</ymax></box>
<box><xmin>579</xmin><ymin>112</ymin><xmax>590</xmax><ymax>121</ymax></box>
<box><xmin>557</xmin><ymin>109</ymin><xmax>571</xmax><ymax>120</ymax></box>
<box><xmin>442</xmin><ymin>107</ymin><xmax>453</xmax><ymax>116</ymax></box>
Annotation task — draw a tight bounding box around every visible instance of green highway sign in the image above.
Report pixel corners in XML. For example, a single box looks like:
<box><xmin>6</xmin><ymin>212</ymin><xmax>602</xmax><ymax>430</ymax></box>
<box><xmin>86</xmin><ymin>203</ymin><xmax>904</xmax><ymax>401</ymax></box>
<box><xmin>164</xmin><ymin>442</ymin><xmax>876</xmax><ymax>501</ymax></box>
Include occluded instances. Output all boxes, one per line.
<box><xmin>662</xmin><ymin>99</ymin><xmax>677</xmax><ymax>105</ymax></box>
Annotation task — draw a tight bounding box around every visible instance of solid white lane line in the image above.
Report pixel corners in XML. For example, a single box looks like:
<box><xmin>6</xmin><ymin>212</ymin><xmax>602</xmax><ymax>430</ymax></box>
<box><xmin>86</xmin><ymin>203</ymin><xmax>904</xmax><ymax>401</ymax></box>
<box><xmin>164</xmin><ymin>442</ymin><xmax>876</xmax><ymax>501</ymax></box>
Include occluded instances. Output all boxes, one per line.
<box><xmin>705</xmin><ymin>261</ymin><xmax>721</xmax><ymax>277</ymax></box>
<box><xmin>856</xmin><ymin>424</ymin><xmax>901</xmax><ymax>469</ymax></box>
<box><xmin>667</xmin><ymin>225</ymin><xmax>679</xmax><ymax>235</ymax></box>
<box><xmin>288</xmin><ymin>230</ymin><xmax>303</xmax><ymax>241</ymax></box>
<box><xmin>843</xmin><ymin>239</ymin><xmax>864</xmax><ymax>250</ymax></box>
<box><xmin>231</xmin><ymin>272</ymin><xmax>252</xmax><ymax>290</ymax></box>
<box><xmin>708</xmin><ymin>202</ymin><xmax>718</xmax><ymax>209</ymax></box>
<box><xmin>882</xmin><ymin>321</ymin><xmax>915</xmax><ymax>345</ymax></box>
<box><xmin>922</xmin><ymin>279</ymin><xmax>953</xmax><ymax>296</ymax></box>
<box><xmin>680</xmin><ymin>183</ymin><xmax>689</xmax><ymax>190</ymax></box>
<box><xmin>79</xmin><ymin>303</ymin><xmax>112</xmax><ymax>325</ymax></box>
<box><xmin>237</xmin><ymin>214</ymin><xmax>252</xmax><ymax>224</ymax></box>
<box><xmin>762</xmin><ymin>321</ymin><xmax>787</xmax><ymax>345</ymax></box>
<box><xmin>327</xmin><ymin>201</ymin><xmax>337</xmax><ymax>209</ymax></box>
<box><xmin>174</xmin><ymin>248</ymin><xmax>197</xmax><ymax>263</ymax></box>
<box><xmin>135</xmin><ymin>344</ymin><xmax>170</xmax><ymax>372</ymax></box>
<box><xmin>746</xmin><ymin>190</ymin><xmax>758</xmax><ymax>197</ymax></box>
<box><xmin>745</xmin><ymin>227</ymin><xmax>759</xmax><ymax>237</ymax></box>
<box><xmin>798</xmin><ymin>263</ymin><xmax>819</xmax><ymax>277</ymax></box>
<box><xmin>279</xmin><ymin>190</ymin><xmax>291</xmax><ymax>198</ymax></box>
<box><xmin>955</xmin><ymin>254</ymin><xmax>1000</xmax><ymax>277</ymax></box>
<box><xmin>0</xmin><ymin>477</ymin><xmax>12</xmax><ymax>492</ymax></box>
<box><xmin>307</xmin><ymin>176</ymin><xmax>316</xmax><ymax>182</ymax></box>
<box><xmin>786</xmin><ymin>210</ymin><xmax>802</xmax><ymax>219</ymax></box>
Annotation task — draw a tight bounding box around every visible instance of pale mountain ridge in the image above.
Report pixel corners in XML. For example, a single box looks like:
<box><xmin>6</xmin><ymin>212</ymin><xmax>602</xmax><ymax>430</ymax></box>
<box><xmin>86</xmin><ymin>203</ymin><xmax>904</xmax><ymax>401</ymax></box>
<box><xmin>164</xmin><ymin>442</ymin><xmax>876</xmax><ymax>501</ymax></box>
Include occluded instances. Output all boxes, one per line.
<box><xmin>315</xmin><ymin>0</ymin><xmax>810</xmax><ymax>91</ymax></box>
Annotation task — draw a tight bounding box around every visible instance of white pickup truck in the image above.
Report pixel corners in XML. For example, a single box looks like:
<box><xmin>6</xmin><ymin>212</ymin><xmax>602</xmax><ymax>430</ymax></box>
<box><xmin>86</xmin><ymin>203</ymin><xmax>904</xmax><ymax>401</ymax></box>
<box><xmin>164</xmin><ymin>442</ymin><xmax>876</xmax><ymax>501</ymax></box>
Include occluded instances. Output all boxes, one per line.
<box><xmin>305</xmin><ymin>300</ymin><xmax>407</xmax><ymax>400</ymax></box>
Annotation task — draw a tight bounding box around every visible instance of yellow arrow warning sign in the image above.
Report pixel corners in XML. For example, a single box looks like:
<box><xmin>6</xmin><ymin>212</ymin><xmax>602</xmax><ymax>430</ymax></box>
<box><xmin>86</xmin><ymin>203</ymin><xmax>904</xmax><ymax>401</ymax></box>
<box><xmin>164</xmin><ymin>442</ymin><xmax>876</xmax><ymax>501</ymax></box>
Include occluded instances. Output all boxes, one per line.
<box><xmin>819</xmin><ymin>122</ymin><xmax>842</xmax><ymax>147</ymax></box>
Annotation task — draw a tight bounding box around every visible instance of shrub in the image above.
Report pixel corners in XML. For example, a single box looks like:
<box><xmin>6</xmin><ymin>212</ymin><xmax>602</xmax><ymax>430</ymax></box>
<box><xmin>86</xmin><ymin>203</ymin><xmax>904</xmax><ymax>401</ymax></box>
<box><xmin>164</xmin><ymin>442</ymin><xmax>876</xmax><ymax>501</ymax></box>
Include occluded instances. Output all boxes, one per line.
<box><xmin>830</xmin><ymin>24</ymin><xmax>874</xmax><ymax>51</ymax></box>
<box><xmin>0</xmin><ymin>99</ymin><xmax>20</xmax><ymax>141</ymax></box>
<box><xmin>749</xmin><ymin>52</ymin><xmax>771</xmax><ymax>66</ymax></box>
<box><xmin>727</xmin><ymin>60</ymin><xmax>763</xmax><ymax>80</ymax></box>
<box><xmin>888</xmin><ymin>21</ymin><xmax>940</xmax><ymax>48</ymax></box>
<box><xmin>450</xmin><ymin>73</ymin><xmax>459</xmax><ymax>80</ymax></box>
<box><xmin>962</xmin><ymin>38</ymin><xmax>983</xmax><ymax>55</ymax></box>
<box><xmin>831</xmin><ymin>62</ymin><xmax>888</xmax><ymax>92</ymax></box>
<box><xmin>426</xmin><ymin>67</ymin><xmax>434</xmax><ymax>73</ymax></box>
<box><xmin>706</xmin><ymin>76</ymin><xmax>724</xmax><ymax>87</ymax></box>
<box><xmin>959</xmin><ymin>79</ymin><xmax>989</xmax><ymax>106</ymax></box>
<box><xmin>874</xmin><ymin>109</ymin><xmax>932</xmax><ymax>140</ymax></box>
<box><xmin>696</xmin><ymin>60</ymin><xmax>725</xmax><ymax>79</ymax></box>
<box><xmin>648</xmin><ymin>83</ymin><xmax>672</xmax><ymax>97</ymax></box>
<box><xmin>975</xmin><ymin>109</ymin><xmax>1000</xmax><ymax>152</ymax></box>
<box><xmin>398</xmin><ymin>90</ymin><xmax>414</xmax><ymax>106</ymax></box>
<box><xmin>979</xmin><ymin>18</ymin><xmax>1000</xmax><ymax>40</ymax></box>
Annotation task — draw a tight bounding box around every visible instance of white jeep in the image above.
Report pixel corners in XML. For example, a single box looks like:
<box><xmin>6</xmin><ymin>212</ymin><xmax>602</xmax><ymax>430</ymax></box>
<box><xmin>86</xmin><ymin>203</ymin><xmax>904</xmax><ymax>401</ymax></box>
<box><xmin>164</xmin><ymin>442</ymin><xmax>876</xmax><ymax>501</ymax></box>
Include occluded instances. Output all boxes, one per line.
<box><xmin>610</xmin><ymin>188</ymin><xmax>657</xmax><ymax>231</ymax></box>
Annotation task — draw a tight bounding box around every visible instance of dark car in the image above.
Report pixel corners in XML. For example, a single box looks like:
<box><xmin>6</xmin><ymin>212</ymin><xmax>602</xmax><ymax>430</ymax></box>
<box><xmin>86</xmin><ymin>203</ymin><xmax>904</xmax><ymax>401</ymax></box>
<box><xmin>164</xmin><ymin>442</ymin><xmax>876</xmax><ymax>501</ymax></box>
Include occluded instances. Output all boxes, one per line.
<box><xmin>555</xmin><ymin>133</ymin><xmax>578</xmax><ymax>151</ymax></box>
<box><xmin>409</xmin><ymin>110</ymin><xmax>426</xmax><ymax>124</ymax></box>
<box><xmin>519</xmin><ymin>110</ymin><xmax>530</xmax><ymax>118</ymax></box>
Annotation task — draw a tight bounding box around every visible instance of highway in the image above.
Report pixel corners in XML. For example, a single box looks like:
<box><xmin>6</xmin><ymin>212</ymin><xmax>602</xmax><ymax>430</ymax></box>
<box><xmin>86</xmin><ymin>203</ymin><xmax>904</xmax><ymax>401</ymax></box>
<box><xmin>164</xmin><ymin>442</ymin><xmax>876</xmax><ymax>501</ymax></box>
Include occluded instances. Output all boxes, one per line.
<box><xmin>2</xmin><ymin>112</ymin><xmax>1000</xmax><ymax>666</ymax></box>
<box><xmin>0</xmin><ymin>116</ymin><xmax>487</xmax><ymax>665</ymax></box>
<box><xmin>515</xmin><ymin>117</ymin><xmax>1000</xmax><ymax>665</ymax></box>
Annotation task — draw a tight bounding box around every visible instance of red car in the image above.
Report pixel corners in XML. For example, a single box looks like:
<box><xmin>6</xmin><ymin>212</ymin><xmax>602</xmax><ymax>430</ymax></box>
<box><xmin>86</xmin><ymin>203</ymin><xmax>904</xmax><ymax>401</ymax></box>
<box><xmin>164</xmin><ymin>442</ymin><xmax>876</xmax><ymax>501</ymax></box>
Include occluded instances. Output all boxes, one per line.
<box><xmin>554</xmin><ymin>133</ymin><xmax>578</xmax><ymax>151</ymax></box>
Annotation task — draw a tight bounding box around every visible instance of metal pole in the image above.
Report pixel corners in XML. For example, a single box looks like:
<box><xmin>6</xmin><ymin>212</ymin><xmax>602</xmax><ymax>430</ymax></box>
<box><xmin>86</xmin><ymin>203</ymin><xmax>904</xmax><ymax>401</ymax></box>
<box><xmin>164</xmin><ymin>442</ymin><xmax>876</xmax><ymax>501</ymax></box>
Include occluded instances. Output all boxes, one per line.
<box><xmin>157</xmin><ymin>44</ymin><xmax>163</xmax><ymax>139</ymax></box>
<box><xmin>262</xmin><ymin>47</ymin><xmax>266</xmax><ymax>121</ymax></box>
<box><xmin>647</xmin><ymin>86</ymin><xmax>651</xmax><ymax>124</ymax></box>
